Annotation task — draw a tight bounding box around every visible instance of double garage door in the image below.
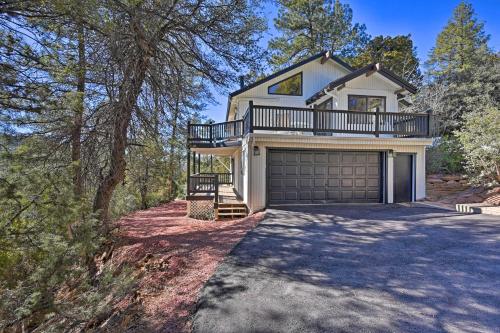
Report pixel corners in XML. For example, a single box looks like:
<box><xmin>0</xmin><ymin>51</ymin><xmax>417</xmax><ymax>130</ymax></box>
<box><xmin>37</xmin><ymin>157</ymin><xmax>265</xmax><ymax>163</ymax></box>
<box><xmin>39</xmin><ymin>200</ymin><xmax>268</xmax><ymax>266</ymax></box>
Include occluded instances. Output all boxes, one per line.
<box><xmin>267</xmin><ymin>149</ymin><xmax>382</xmax><ymax>205</ymax></box>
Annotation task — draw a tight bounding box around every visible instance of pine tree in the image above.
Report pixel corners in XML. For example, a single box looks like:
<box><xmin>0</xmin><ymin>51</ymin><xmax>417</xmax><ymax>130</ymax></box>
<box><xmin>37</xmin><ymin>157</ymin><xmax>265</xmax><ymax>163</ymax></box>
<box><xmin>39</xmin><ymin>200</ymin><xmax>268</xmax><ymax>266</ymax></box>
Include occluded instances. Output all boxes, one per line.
<box><xmin>426</xmin><ymin>1</ymin><xmax>490</xmax><ymax>77</ymax></box>
<box><xmin>269</xmin><ymin>0</ymin><xmax>370</xmax><ymax>68</ymax></box>
<box><xmin>350</xmin><ymin>35</ymin><xmax>422</xmax><ymax>86</ymax></box>
<box><xmin>421</xmin><ymin>1</ymin><xmax>497</xmax><ymax>136</ymax></box>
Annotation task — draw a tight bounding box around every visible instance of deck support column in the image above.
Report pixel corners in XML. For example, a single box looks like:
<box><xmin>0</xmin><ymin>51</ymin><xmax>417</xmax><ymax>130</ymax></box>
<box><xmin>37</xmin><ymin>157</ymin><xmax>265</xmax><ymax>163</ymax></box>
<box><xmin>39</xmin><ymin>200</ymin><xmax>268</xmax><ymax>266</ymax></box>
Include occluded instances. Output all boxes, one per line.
<box><xmin>186</xmin><ymin>149</ymin><xmax>191</xmax><ymax>195</ymax></box>
<box><xmin>192</xmin><ymin>151</ymin><xmax>196</xmax><ymax>174</ymax></box>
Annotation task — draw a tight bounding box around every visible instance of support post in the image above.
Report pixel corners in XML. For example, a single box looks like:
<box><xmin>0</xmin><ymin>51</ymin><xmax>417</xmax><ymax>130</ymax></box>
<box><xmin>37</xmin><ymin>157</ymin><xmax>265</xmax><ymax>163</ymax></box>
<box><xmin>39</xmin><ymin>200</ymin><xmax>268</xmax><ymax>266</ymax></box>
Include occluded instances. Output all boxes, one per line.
<box><xmin>214</xmin><ymin>174</ymin><xmax>219</xmax><ymax>205</ymax></box>
<box><xmin>197</xmin><ymin>154</ymin><xmax>201</xmax><ymax>174</ymax></box>
<box><xmin>426</xmin><ymin>109</ymin><xmax>433</xmax><ymax>137</ymax></box>
<box><xmin>187</xmin><ymin>121</ymin><xmax>191</xmax><ymax>195</ymax></box>
<box><xmin>375</xmin><ymin>108</ymin><xmax>380</xmax><ymax>137</ymax></box>
<box><xmin>313</xmin><ymin>104</ymin><xmax>318</xmax><ymax>135</ymax></box>
<box><xmin>192</xmin><ymin>151</ymin><xmax>196</xmax><ymax>174</ymax></box>
<box><xmin>249</xmin><ymin>100</ymin><xmax>254</xmax><ymax>133</ymax></box>
<box><xmin>186</xmin><ymin>152</ymin><xmax>190</xmax><ymax>195</ymax></box>
<box><xmin>209</xmin><ymin>121</ymin><xmax>213</xmax><ymax>146</ymax></box>
<box><xmin>210</xmin><ymin>154</ymin><xmax>213</xmax><ymax>173</ymax></box>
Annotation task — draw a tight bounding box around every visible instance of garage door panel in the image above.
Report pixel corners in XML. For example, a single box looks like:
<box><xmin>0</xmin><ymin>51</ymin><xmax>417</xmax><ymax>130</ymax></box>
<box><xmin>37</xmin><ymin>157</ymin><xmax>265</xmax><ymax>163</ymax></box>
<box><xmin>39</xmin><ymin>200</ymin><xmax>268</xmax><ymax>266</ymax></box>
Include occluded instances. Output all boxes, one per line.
<box><xmin>285</xmin><ymin>166</ymin><xmax>298</xmax><ymax>175</ymax></box>
<box><xmin>299</xmin><ymin>191</ymin><xmax>311</xmax><ymax>200</ymax></box>
<box><xmin>355</xmin><ymin>154</ymin><xmax>367</xmax><ymax>163</ymax></box>
<box><xmin>270</xmin><ymin>152</ymin><xmax>284</xmax><ymax>162</ymax></box>
<box><xmin>342</xmin><ymin>179</ymin><xmax>353</xmax><ymax>187</ymax></box>
<box><xmin>327</xmin><ymin>191</ymin><xmax>341</xmax><ymax>200</ymax></box>
<box><xmin>367</xmin><ymin>153</ymin><xmax>379</xmax><ymax>163</ymax></box>
<box><xmin>342</xmin><ymin>153</ymin><xmax>356</xmax><ymax>164</ymax></box>
<box><xmin>366</xmin><ymin>178</ymin><xmax>379</xmax><ymax>187</ymax></box>
<box><xmin>367</xmin><ymin>166</ymin><xmax>379</xmax><ymax>176</ymax></box>
<box><xmin>355</xmin><ymin>166</ymin><xmax>366</xmax><ymax>176</ymax></box>
<box><xmin>314</xmin><ymin>178</ymin><xmax>325</xmax><ymax>187</ymax></box>
<box><xmin>269</xmin><ymin>192</ymin><xmax>284</xmax><ymax>201</ymax></box>
<box><xmin>328</xmin><ymin>153</ymin><xmax>340</xmax><ymax>164</ymax></box>
<box><xmin>328</xmin><ymin>166</ymin><xmax>340</xmax><ymax>175</ymax></box>
<box><xmin>342</xmin><ymin>191</ymin><xmax>353</xmax><ymax>200</ymax></box>
<box><xmin>315</xmin><ymin>153</ymin><xmax>328</xmax><ymax>163</ymax></box>
<box><xmin>300</xmin><ymin>153</ymin><xmax>313</xmax><ymax>162</ymax></box>
<box><xmin>268</xmin><ymin>150</ymin><xmax>381</xmax><ymax>205</ymax></box>
<box><xmin>328</xmin><ymin>178</ymin><xmax>340</xmax><ymax>187</ymax></box>
<box><xmin>342</xmin><ymin>166</ymin><xmax>353</xmax><ymax>175</ymax></box>
<box><xmin>285</xmin><ymin>152</ymin><xmax>298</xmax><ymax>163</ymax></box>
<box><xmin>355</xmin><ymin>179</ymin><xmax>366</xmax><ymax>187</ymax></box>
<box><xmin>270</xmin><ymin>179</ymin><xmax>282</xmax><ymax>187</ymax></box>
<box><xmin>300</xmin><ymin>165</ymin><xmax>313</xmax><ymax>175</ymax></box>
<box><xmin>300</xmin><ymin>179</ymin><xmax>313</xmax><ymax>187</ymax></box>
<box><xmin>354</xmin><ymin>191</ymin><xmax>366</xmax><ymax>199</ymax></box>
<box><xmin>315</xmin><ymin>166</ymin><xmax>327</xmax><ymax>175</ymax></box>
<box><xmin>313</xmin><ymin>191</ymin><xmax>326</xmax><ymax>200</ymax></box>
<box><xmin>270</xmin><ymin>165</ymin><xmax>283</xmax><ymax>175</ymax></box>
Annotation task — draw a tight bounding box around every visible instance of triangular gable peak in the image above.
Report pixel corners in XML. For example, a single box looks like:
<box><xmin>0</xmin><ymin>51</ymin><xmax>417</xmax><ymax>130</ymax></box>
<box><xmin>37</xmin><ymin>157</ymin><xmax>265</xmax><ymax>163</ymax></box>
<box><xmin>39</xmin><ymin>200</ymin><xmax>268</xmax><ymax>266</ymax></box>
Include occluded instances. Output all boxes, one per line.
<box><xmin>305</xmin><ymin>63</ymin><xmax>417</xmax><ymax>106</ymax></box>
<box><xmin>226</xmin><ymin>51</ymin><xmax>353</xmax><ymax>120</ymax></box>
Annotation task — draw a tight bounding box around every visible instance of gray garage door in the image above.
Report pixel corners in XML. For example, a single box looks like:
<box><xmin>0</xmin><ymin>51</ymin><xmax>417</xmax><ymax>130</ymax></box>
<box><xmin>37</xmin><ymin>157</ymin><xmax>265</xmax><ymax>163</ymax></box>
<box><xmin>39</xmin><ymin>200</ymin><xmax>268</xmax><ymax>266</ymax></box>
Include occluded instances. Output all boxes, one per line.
<box><xmin>267</xmin><ymin>150</ymin><xmax>381</xmax><ymax>205</ymax></box>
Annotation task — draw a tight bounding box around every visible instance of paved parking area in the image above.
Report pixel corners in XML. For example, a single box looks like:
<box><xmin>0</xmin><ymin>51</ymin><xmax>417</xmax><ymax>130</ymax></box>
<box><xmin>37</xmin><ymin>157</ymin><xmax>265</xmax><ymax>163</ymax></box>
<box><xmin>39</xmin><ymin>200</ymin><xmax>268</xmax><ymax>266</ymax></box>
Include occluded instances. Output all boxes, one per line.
<box><xmin>193</xmin><ymin>205</ymin><xmax>500</xmax><ymax>333</ymax></box>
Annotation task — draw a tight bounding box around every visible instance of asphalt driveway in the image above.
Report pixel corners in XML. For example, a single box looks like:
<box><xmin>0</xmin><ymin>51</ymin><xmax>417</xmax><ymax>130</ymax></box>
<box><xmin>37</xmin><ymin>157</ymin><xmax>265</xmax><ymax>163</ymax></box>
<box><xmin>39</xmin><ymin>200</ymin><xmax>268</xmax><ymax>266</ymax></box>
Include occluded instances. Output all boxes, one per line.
<box><xmin>192</xmin><ymin>205</ymin><xmax>500</xmax><ymax>333</ymax></box>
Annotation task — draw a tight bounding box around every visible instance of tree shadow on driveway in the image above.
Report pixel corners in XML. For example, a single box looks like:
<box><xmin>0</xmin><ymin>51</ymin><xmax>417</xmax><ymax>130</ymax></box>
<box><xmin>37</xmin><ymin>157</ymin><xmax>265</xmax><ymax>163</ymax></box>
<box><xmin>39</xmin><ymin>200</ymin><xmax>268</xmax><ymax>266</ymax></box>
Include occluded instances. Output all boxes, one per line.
<box><xmin>193</xmin><ymin>205</ymin><xmax>500</xmax><ymax>333</ymax></box>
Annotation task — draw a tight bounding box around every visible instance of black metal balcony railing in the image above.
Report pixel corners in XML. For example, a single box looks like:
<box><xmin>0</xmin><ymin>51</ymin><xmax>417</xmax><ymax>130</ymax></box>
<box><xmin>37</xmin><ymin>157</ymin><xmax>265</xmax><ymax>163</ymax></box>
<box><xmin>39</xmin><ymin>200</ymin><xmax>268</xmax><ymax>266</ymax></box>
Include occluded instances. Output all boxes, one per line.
<box><xmin>187</xmin><ymin>103</ymin><xmax>432</xmax><ymax>146</ymax></box>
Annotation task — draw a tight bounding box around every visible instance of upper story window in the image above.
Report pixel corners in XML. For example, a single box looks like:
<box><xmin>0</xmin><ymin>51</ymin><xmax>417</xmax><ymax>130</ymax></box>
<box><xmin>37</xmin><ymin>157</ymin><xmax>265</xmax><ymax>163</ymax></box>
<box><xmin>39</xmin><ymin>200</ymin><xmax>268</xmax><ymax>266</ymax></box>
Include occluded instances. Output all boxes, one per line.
<box><xmin>268</xmin><ymin>72</ymin><xmax>302</xmax><ymax>96</ymax></box>
<box><xmin>348</xmin><ymin>95</ymin><xmax>386</xmax><ymax>112</ymax></box>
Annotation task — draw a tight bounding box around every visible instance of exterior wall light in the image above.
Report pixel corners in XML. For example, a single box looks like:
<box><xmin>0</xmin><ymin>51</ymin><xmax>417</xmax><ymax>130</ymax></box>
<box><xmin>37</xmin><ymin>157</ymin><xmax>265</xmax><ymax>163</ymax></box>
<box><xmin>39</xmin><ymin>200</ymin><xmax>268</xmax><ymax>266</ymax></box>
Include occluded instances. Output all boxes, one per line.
<box><xmin>253</xmin><ymin>146</ymin><xmax>260</xmax><ymax>156</ymax></box>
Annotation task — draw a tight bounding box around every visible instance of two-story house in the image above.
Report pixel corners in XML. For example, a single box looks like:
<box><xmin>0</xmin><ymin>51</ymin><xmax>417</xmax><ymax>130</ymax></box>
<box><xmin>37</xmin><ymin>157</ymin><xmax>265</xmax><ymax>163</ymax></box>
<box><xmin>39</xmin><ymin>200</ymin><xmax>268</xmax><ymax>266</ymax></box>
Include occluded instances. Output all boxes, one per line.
<box><xmin>186</xmin><ymin>51</ymin><xmax>433</xmax><ymax>219</ymax></box>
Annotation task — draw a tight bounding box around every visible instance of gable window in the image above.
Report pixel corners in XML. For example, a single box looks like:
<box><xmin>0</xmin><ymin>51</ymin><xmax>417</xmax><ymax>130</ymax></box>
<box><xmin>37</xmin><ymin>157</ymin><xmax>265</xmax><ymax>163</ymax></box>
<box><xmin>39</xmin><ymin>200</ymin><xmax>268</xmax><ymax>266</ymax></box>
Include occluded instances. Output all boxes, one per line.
<box><xmin>348</xmin><ymin>95</ymin><xmax>386</xmax><ymax>113</ymax></box>
<box><xmin>268</xmin><ymin>72</ymin><xmax>302</xmax><ymax>96</ymax></box>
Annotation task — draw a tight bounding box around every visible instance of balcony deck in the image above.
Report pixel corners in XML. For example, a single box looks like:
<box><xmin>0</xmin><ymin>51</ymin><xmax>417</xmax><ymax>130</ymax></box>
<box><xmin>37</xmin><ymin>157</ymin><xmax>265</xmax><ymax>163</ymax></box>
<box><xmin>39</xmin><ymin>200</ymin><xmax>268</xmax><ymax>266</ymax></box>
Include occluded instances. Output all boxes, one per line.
<box><xmin>187</xmin><ymin>104</ymin><xmax>432</xmax><ymax>148</ymax></box>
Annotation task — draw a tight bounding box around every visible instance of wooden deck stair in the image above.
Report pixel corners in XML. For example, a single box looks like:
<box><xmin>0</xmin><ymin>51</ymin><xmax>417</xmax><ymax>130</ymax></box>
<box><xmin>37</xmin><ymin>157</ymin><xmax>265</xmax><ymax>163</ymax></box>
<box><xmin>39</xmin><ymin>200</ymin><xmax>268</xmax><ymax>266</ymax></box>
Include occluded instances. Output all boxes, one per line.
<box><xmin>215</xmin><ymin>203</ymin><xmax>248</xmax><ymax>220</ymax></box>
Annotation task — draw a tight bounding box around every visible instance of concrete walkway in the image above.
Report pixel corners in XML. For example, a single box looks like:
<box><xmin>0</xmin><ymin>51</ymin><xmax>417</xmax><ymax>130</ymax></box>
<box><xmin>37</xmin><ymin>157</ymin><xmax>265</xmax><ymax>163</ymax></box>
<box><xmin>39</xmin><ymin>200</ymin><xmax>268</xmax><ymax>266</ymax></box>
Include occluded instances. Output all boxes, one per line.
<box><xmin>193</xmin><ymin>205</ymin><xmax>500</xmax><ymax>333</ymax></box>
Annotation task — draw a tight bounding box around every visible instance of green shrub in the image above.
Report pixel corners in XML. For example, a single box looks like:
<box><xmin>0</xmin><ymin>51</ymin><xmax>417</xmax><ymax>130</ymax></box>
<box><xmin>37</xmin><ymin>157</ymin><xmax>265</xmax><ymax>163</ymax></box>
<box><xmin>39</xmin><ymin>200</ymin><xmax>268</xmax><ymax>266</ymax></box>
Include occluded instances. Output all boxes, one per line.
<box><xmin>426</xmin><ymin>135</ymin><xmax>465</xmax><ymax>174</ymax></box>
<box><xmin>456</xmin><ymin>106</ymin><xmax>500</xmax><ymax>184</ymax></box>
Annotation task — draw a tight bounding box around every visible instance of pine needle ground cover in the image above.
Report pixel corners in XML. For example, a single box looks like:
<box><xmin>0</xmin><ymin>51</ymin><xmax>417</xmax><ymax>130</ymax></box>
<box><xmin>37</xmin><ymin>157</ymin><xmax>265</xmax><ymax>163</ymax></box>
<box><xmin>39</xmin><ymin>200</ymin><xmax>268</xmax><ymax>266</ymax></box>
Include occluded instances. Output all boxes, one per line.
<box><xmin>105</xmin><ymin>200</ymin><xmax>264</xmax><ymax>332</ymax></box>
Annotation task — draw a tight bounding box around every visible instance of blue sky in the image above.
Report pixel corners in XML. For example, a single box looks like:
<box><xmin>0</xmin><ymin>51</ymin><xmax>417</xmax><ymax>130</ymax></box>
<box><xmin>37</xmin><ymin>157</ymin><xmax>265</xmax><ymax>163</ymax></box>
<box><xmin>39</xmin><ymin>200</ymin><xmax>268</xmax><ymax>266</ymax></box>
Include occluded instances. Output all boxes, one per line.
<box><xmin>205</xmin><ymin>0</ymin><xmax>500</xmax><ymax>122</ymax></box>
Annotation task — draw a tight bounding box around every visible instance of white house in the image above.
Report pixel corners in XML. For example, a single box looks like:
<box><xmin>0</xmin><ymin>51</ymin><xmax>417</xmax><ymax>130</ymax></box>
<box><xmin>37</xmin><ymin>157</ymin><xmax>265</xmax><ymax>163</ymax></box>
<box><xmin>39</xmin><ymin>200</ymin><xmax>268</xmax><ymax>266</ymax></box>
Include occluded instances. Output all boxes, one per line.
<box><xmin>186</xmin><ymin>51</ymin><xmax>432</xmax><ymax>219</ymax></box>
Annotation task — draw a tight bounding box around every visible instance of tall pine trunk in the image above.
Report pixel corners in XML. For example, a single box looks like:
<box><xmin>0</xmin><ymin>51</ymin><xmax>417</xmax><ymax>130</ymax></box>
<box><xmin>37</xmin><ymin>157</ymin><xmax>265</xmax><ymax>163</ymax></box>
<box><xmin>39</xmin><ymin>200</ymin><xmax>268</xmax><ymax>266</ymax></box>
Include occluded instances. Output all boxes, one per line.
<box><xmin>168</xmin><ymin>100</ymin><xmax>180</xmax><ymax>200</ymax></box>
<box><xmin>71</xmin><ymin>23</ymin><xmax>85</xmax><ymax>198</ymax></box>
<box><xmin>93</xmin><ymin>52</ymin><xmax>150</xmax><ymax>229</ymax></box>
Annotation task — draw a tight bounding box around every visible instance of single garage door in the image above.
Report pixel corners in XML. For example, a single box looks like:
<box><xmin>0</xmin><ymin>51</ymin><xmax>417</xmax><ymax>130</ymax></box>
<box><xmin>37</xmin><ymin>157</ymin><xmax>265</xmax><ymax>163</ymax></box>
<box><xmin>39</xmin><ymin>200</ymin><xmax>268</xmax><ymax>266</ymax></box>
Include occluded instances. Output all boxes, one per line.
<box><xmin>267</xmin><ymin>150</ymin><xmax>381</xmax><ymax>205</ymax></box>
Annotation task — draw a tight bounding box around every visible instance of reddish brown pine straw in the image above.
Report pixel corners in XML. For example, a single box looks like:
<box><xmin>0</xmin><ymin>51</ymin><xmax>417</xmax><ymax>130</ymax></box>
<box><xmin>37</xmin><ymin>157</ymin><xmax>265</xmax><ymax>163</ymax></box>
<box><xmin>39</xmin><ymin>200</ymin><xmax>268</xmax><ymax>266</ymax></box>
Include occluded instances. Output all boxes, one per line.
<box><xmin>108</xmin><ymin>200</ymin><xmax>264</xmax><ymax>332</ymax></box>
